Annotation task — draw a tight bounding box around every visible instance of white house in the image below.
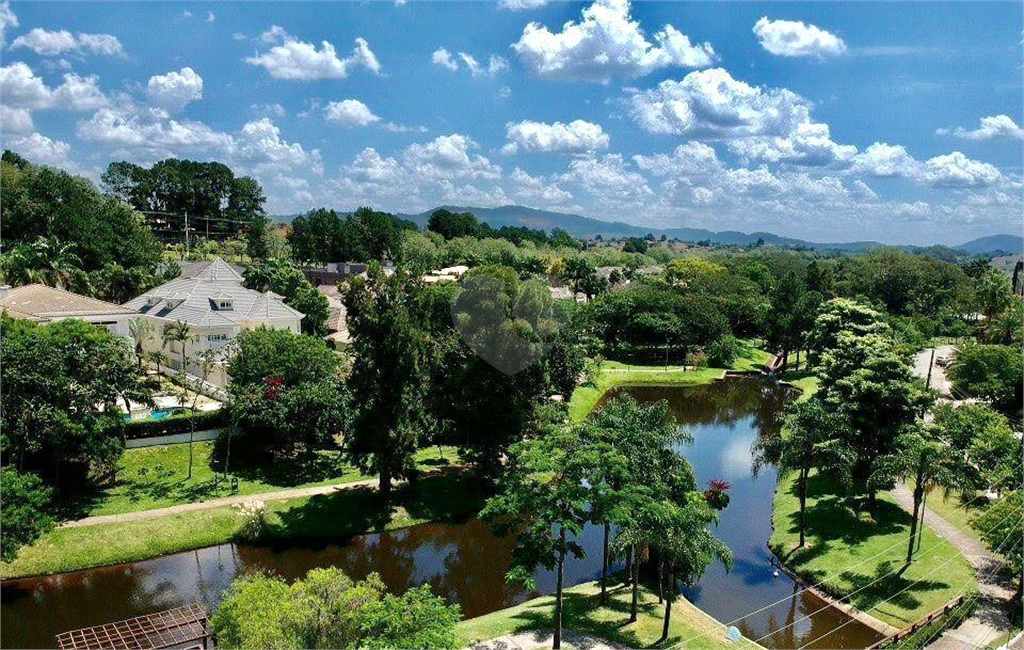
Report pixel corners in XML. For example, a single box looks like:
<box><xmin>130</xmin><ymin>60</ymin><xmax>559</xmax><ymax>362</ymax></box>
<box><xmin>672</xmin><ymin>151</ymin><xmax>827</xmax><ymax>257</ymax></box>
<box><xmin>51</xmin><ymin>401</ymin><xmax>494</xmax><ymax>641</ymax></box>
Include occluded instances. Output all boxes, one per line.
<box><xmin>123</xmin><ymin>258</ymin><xmax>304</xmax><ymax>385</ymax></box>
<box><xmin>0</xmin><ymin>284</ymin><xmax>137</xmax><ymax>337</ymax></box>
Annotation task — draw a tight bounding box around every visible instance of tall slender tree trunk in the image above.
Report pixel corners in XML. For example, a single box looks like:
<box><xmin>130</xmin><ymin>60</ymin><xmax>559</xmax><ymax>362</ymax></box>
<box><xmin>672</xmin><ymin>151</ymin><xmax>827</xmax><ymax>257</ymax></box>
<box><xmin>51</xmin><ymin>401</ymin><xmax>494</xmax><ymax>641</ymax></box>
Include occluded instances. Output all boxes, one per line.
<box><xmin>600</xmin><ymin>522</ymin><xmax>610</xmax><ymax>605</ymax></box>
<box><xmin>554</xmin><ymin>527</ymin><xmax>566</xmax><ymax>650</ymax></box>
<box><xmin>660</xmin><ymin>563</ymin><xmax>674</xmax><ymax>642</ymax></box>
<box><xmin>624</xmin><ymin>545</ymin><xmax>633</xmax><ymax>586</ymax></box>
<box><xmin>795</xmin><ymin>348</ymin><xmax>801</xmax><ymax>371</ymax></box>
<box><xmin>629</xmin><ymin>549</ymin><xmax>639</xmax><ymax>623</ymax></box>
<box><xmin>657</xmin><ymin>556</ymin><xmax>664</xmax><ymax>604</ymax></box>
<box><xmin>907</xmin><ymin>485</ymin><xmax>923</xmax><ymax>564</ymax></box>
<box><xmin>798</xmin><ymin>471</ymin><xmax>808</xmax><ymax>548</ymax></box>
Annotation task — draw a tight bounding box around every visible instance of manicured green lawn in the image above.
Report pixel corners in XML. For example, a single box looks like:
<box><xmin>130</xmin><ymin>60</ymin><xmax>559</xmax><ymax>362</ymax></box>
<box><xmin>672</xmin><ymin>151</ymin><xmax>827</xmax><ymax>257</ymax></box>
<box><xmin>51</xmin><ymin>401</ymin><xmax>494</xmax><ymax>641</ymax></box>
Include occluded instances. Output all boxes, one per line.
<box><xmin>910</xmin><ymin>482</ymin><xmax>989</xmax><ymax>545</ymax></box>
<box><xmin>2</xmin><ymin>472</ymin><xmax>487</xmax><ymax>579</ymax></box>
<box><xmin>70</xmin><ymin>442</ymin><xmax>457</xmax><ymax>518</ymax></box>
<box><xmin>770</xmin><ymin>471</ymin><xmax>976</xmax><ymax>628</ymax></box>
<box><xmin>456</xmin><ymin>580</ymin><xmax>762</xmax><ymax>649</ymax></box>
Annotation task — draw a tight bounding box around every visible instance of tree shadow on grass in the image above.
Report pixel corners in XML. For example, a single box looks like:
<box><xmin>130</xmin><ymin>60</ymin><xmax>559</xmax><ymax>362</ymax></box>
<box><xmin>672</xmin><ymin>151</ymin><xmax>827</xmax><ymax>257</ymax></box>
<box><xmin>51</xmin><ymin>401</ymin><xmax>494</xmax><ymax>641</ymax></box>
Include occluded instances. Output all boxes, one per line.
<box><xmin>838</xmin><ymin>560</ymin><xmax>952</xmax><ymax>625</ymax></box>
<box><xmin>211</xmin><ymin>440</ymin><xmax>356</xmax><ymax>489</ymax></box>
<box><xmin>794</xmin><ymin>474</ymin><xmax>906</xmax><ymax>545</ymax></box>
<box><xmin>502</xmin><ymin>586</ymin><xmax>671</xmax><ymax>649</ymax></box>
<box><xmin>260</xmin><ymin>472</ymin><xmax>489</xmax><ymax>547</ymax></box>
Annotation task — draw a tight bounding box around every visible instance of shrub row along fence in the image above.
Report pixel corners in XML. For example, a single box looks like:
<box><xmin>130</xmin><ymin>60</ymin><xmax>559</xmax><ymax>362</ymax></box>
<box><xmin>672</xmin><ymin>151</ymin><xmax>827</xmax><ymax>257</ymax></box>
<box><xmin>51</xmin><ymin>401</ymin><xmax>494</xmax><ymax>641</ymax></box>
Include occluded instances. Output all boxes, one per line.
<box><xmin>116</xmin><ymin>410</ymin><xmax>230</xmax><ymax>441</ymax></box>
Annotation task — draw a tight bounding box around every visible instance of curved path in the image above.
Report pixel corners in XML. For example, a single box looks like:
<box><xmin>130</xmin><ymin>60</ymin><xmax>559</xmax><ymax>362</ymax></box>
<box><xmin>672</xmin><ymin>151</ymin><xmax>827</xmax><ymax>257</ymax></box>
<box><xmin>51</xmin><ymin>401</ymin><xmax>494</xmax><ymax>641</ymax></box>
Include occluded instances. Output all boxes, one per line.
<box><xmin>890</xmin><ymin>483</ymin><xmax>1014</xmax><ymax>650</ymax></box>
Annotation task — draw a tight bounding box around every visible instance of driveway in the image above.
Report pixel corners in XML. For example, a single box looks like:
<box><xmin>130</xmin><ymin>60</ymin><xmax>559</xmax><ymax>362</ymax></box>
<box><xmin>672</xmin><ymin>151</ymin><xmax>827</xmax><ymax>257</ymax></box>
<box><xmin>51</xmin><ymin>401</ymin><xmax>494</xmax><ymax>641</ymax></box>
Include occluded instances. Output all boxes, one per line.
<box><xmin>913</xmin><ymin>345</ymin><xmax>957</xmax><ymax>399</ymax></box>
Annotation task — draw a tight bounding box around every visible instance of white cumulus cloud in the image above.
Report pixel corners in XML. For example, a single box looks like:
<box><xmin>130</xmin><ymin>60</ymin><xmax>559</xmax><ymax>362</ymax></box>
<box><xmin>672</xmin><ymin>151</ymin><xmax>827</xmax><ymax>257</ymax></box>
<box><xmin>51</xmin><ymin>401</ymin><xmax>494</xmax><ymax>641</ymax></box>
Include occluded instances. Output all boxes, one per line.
<box><xmin>324</xmin><ymin>99</ymin><xmax>381</xmax><ymax>127</ymax></box>
<box><xmin>628</xmin><ymin>68</ymin><xmax>811</xmax><ymax>138</ymax></box>
<box><xmin>753</xmin><ymin>17</ymin><xmax>846</xmax><ymax>58</ymax></box>
<box><xmin>513</xmin><ymin>0</ymin><xmax>715</xmax><ymax>83</ymax></box>
<box><xmin>146</xmin><ymin>67</ymin><xmax>203</xmax><ymax>112</ymax></box>
<box><xmin>940</xmin><ymin>114</ymin><xmax>1024</xmax><ymax>141</ymax></box>
<box><xmin>0</xmin><ymin>63</ymin><xmax>107</xmax><ymax>111</ymax></box>
<box><xmin>0</xmin><ymin>1</ymin><xmax>18</xmax><ymax>46</ymax></box>
<box><xmin>503</xmin><ymin>119</ymin><xmax>609</xmax><ymax>154</ymax></box>
<box><xmin>246</xmin><ymin>27</ymin><xmax>381</xmax><ymax>80</ymax></box>
<box><xmin>432</xmin><ymin>48</ymin><xmax>507</xmax><ymax>76</ymax></box>
<box><xmin>0</xmin><ymin>105</ymin><xmax>33</xmax><ymax>135</ymax></box>
<box><xmin>5</xmin><ymin>132</ymin><xmax>71</xmax><ymax>166</ymax></box>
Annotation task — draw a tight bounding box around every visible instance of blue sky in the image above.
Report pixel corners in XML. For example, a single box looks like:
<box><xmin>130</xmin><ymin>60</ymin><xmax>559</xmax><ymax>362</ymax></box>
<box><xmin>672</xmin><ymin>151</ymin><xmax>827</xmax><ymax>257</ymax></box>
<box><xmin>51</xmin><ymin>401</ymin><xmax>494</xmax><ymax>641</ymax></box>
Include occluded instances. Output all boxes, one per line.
<box><xmin>1</xmin><ymin>0</ymin><xmax>1021</xmax><ymax>244</ymax></box>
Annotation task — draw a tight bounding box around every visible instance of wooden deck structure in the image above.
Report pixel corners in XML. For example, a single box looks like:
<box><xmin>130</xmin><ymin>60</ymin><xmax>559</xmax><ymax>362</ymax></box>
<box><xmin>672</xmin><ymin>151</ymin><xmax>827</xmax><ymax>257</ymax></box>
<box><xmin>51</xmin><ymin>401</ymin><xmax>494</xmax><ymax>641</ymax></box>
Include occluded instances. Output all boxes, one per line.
<box><xmin>55</xmin><ymin>603</ymin><xmax>210</xmax><ymax>650</ymax></box>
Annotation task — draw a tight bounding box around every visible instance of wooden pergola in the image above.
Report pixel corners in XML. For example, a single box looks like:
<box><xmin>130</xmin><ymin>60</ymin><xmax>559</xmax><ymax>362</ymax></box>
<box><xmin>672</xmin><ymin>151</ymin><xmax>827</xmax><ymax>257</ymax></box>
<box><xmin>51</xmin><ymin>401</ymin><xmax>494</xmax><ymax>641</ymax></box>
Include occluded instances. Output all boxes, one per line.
<box><xmin>55</xmin><ymin>603</ymin><xmax>210</xmax><ymax>650</ymax></box>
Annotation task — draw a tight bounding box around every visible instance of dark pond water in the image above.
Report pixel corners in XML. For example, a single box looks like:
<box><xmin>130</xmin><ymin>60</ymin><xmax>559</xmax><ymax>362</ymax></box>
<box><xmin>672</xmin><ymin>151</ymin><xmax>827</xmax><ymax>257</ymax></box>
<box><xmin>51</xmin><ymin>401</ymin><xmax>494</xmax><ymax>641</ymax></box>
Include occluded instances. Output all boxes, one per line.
<box><xmin>1</xmin><ymin>378</ymin><xmax>882</xmax><ymax>649</ymax></box>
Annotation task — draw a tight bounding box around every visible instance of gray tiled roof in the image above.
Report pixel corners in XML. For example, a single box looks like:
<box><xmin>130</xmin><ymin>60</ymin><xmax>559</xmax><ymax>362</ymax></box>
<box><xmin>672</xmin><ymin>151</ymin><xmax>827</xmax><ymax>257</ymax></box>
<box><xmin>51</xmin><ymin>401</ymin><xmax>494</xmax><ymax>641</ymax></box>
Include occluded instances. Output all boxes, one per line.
<box><xmin>124</xmin><ymin>258</ymin><xmax>303</xmax><ymax>327</ymax></box>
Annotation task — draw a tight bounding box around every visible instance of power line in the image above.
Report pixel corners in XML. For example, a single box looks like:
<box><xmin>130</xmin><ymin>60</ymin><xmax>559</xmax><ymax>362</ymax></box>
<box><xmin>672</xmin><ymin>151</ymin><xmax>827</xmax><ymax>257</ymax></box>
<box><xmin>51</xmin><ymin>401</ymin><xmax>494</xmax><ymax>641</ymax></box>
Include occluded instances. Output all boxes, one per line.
<box><xmin>794</xmin><ymin>525</ymin><xmax>1019</xmax><ymax>650</ymax></box>
<box><xmin>677</xmin><ymin>488</ymin><xmax>999</xmax><ymax>648</ymax></box>
<box><xmin>751</xmin><ymin>506</ymin><xmax>1018</xmax><ymax>647</ymax></box>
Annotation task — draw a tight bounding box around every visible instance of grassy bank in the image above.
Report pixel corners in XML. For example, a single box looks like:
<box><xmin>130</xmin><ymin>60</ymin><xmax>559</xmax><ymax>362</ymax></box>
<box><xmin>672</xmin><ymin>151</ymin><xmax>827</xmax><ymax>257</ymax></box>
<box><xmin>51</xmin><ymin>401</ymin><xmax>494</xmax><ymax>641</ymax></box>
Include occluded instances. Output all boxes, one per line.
<box><xmin>770</xmin><ymin>471</ymin><xmax>976</xmax><ymax>628</ymax></box>
<box><xmin>74</xmin><ymin>442</ymin><xmax>455</xmax><ymax>518</ymax></box>
<box><xmin>3</xmin><ymin>471</ymin><xmax>485</xmax><ymax>580</ymax></box>
<box><xmin>569</xmin><ymin>365</ymin><xmax>725</xmax><ymax>422</ymax></box>
<box><xmin>456</xmin><ymin>581</ymin><xmax>761</xmax><ymax>649</ymax></box>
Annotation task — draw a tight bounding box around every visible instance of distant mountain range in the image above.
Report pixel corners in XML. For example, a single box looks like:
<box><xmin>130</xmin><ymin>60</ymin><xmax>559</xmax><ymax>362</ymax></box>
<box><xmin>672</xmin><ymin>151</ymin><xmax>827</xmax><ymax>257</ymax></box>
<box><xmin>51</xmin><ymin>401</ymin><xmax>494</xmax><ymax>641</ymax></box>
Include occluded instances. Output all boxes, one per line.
<box><xmin>273</xmin><ymin>204</ymin><xmax>1023</xmax><ymax>256</ymax></box>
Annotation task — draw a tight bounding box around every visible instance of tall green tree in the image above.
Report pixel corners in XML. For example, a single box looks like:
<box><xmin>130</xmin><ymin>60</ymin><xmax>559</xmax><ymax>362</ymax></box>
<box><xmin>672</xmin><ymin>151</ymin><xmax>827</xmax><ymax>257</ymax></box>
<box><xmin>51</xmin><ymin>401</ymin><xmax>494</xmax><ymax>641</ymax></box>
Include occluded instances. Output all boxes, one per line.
<box><xmin>344</xmin><ymin>265</ymin><xmax>430</xmax><ymax>496</ymax></box>
<box><xmin>128</xmin><ymin>318</ymin><xmax>155</xmax><ymax>372</ymax></box>
<box><xmin>0</xmin><ymin>316</ymin><xmax>149</xmax><ymax>489</ymax></box>
<box><xmin>819</xmin><ymin>332</ymin><xmax>931</xmax><ymax>507</ymax></box>
<box><xmin>753</xmin><ymin>398</ymin><xmax>854</xmax><ymax>547</ymax></box>
<box><xmin>875</xmin><ymin>427</ymin><xmax>968</xmax><ymax>563</ymax></box>
<box><xmin>655</xmin><ymin>492</ymin><xmax>732</xmax><ymax>642</ymax></box>
<box><xmin>4</xmin><ymin>157</ymin><xmax>161</xmax><ymax>275</ymax></box>
<box><xmin>589</xmin><ymin>395</ymin><xmax>690</xmax><ymax>605</ymax></box>
<box><xmin>948</xmin><ymin>343</ymin><xmax>1023</xmax><ymax>412</ymax></box>
<box><xmin>482</xmin><ymin>425</ymin><xmax>622</xmax><ymax>650</ymax></box>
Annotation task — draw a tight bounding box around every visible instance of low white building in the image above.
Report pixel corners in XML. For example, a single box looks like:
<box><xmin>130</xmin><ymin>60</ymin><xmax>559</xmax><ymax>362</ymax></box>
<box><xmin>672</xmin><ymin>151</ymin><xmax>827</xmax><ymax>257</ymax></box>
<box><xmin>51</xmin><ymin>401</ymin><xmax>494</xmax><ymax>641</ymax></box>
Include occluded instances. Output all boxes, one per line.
<box><xmin>123</xmin><ymin>258</ymin><xmax>304</xmax><ymax>385</ymax></box>
<box><xmin>0</xmin><ymin>284</ymin><xmax>136</xmax><ymax>337</ymax></box>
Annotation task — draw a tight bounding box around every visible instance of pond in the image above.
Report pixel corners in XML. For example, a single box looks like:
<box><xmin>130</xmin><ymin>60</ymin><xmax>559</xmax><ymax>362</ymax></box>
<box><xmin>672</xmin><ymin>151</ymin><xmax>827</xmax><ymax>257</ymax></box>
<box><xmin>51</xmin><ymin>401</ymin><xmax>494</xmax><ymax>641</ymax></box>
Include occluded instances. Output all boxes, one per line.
<box><xmin>1</xmin><ymin>378</ymin><xmax>883</xmax><ymax>649</ymax></box>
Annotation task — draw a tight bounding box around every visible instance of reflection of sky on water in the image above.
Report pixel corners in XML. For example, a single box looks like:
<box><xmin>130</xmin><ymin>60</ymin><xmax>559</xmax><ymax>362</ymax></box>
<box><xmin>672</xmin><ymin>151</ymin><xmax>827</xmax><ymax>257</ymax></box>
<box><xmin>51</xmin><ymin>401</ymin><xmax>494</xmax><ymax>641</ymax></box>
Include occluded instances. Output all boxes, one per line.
<box><xmin>719</xmin><ymin>430</ymin><xmax>757</xmax><ymax>481</ymax></box>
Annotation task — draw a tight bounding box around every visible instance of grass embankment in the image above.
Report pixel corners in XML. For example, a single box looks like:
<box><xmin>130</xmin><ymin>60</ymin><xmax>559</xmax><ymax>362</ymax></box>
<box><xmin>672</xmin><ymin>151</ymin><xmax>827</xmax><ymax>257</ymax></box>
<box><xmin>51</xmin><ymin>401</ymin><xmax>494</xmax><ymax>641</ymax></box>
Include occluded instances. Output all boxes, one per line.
<box><xmin>770</xmin><ymin>472</ymin><xmax>976</xmax><ymax>629</ymax></box>
<box><xmin>456</xmin><ymin>581</ymin><xmax>761</xmax><ymax>650</ymax></box>
<box><xmin>2</xmin><ymin>471</ymin><xmax>485</xmax><ymax>580</ymax></box>
<box><xmin>79</xmin><ymin>443</ymin><xmax>455</xmax><ymax>517</ymax></box>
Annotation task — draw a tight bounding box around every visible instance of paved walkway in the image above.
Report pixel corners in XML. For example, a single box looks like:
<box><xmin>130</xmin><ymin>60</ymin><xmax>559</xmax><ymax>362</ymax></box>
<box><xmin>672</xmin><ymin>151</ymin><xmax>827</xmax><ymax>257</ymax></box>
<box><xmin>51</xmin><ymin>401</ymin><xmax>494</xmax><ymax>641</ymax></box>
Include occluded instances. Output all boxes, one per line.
<box><xmin>891</xmin><ymin>483</ymin><xmax>1014</xmax><ymax>650</ymax></box>
<box><xmin>60</xmin><ymin>477</ymin><xmax>384</xmax><ymax>528</ymax></box>
<box><xmin>471</xmin><ymin>629</ymin><xmax>624</xmax><ymax>650</ymax></box>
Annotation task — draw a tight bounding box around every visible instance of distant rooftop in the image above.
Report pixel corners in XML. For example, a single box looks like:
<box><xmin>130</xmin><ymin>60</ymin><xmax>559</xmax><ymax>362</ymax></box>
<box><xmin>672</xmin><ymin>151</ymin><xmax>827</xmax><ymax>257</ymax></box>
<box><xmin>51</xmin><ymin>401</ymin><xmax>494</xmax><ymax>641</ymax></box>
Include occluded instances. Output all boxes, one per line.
<box><xmin>0</xmin><ymin>284</ymin><xmax>135</xmax><ymax>321</ymax></box>
<box><xmin>124</xmin><ymin>258</ymin><xmax>302</xmax><ymax>327</ymax></box>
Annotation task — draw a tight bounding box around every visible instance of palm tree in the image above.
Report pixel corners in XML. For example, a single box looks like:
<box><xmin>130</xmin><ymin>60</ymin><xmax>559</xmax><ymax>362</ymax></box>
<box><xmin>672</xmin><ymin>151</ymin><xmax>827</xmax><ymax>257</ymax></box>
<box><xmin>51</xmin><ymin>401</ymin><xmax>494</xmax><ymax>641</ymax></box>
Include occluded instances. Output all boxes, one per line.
<box><xmin>753</xmin><ymin>399</ymin><xmax>854</xmax><ymax>548</ymax></box>
<box><xmin>875</xmin><ymin>426</ymin><xmax>968</xmax><ymax>564</ymax></box>
<box><xmin>162</xmin><ymin>321</ymin><xmax>193</xmax><ymax>374</ymax></box>
<box><xmin>146</xmin><ymin>349</ymin><xmax>171</xmax><ymax>375</ymax></box>
<box><xmin>163</xmin><ymin>321</ymin><xmax>198</xmax><ymax>478</ymax></box>
<box><xmin>128</xmin><ymin>319</ymin><xmax>155</xmax><ymax>373</ymax></box>
<box><xmin>656</xmin><ymin>493</ymin><xmax>732</xmax><ymax>643</ymax></box>
<box><xmin>613</xmin><ymin>489</ymin><xmax>668</xmax><ymax>624</ymax></box>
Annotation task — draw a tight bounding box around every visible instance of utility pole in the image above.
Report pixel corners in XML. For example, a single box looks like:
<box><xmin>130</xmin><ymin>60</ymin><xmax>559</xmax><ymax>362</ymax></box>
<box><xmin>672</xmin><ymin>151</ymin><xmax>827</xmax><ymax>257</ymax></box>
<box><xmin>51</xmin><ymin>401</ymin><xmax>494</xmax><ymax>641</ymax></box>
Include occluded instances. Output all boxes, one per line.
<box><xmin>184</xmin><ymin>211</ymin><xmax>190</xmax><ymax>257</ymax></box>
<box><xmin>925</xmin><ymin>348</ymin><xmax>935</xmax><ymax>390</ymax></box>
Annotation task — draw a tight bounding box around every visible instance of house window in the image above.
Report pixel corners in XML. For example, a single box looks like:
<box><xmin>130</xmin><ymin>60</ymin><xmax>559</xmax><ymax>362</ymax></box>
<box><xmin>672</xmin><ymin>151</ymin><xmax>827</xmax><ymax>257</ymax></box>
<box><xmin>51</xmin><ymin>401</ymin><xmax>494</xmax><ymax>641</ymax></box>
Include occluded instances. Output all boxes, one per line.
<box><xmin>218</xmin><ymin>300</ymin><xmax>233</xmax><ymax>310</ymax></box>
<box><xmin>208</xmin><ymin>333</ymin><xmax>228</xmax><ymax>342</ymax></box>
